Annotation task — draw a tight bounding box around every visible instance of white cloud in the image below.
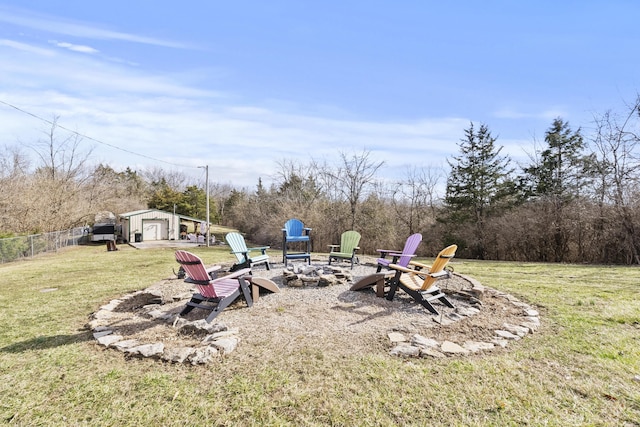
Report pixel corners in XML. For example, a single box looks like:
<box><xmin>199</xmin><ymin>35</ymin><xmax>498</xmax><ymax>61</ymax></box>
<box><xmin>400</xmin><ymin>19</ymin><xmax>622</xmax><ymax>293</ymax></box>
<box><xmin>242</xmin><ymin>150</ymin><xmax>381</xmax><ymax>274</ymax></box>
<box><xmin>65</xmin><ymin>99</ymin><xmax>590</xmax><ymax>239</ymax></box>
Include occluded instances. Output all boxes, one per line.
<box><xmin>1</xmin><ymin>85</ymin><xmax>467</xmax><ymax>188</ymax></box>
<box><xmin>0</xmin><ymin>9</ymin><xmax>468</xmax><ymax>189</ymax></box>
<box><xmin>0</xmin><ymin>39</ymin><xmax>220</xmax><ymax>98</ymax></box>
<box><xmin>49</xmin><ymin>40</ymin><xmax>99</xmax><ymax>54</ymax></box>
<box><xmin>0</xmin><ymin>5</ymin><xmax>193</xmax><ymax>49</ymax></box>
<box><xmin>0</xmin><ymin>38</ymin><xmax>54</xmax><ymax>56</ymax></box>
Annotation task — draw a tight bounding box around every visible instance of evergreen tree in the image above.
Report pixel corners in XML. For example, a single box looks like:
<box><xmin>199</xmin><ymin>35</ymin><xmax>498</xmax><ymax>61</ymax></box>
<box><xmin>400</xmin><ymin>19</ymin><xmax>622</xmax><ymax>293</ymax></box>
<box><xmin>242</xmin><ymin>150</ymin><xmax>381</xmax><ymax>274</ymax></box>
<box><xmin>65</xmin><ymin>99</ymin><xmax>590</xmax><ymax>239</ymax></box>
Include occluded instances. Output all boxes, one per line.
<box><xmin>443</xmin><ymin>122</ymin><xmax>514</xmax><ymax>258</ymax></box>
<box><xmin>519</xmin><ymin>118</ymin><xmax>592</xmax><ymax>262</ymax></box>
<box><xmin>522</xmin><ymin>118</ymin><xmax>590</xmax><ymax>200</ymax></box>
<box><xmin>182</xmin><ymin>185</ymin><xmax>207</xmax><ymax>219</ymax></box>
<box><xmin>147</xmin><ymin>178</ymin><xmax>184</xmax><ymax>213</ymax></box>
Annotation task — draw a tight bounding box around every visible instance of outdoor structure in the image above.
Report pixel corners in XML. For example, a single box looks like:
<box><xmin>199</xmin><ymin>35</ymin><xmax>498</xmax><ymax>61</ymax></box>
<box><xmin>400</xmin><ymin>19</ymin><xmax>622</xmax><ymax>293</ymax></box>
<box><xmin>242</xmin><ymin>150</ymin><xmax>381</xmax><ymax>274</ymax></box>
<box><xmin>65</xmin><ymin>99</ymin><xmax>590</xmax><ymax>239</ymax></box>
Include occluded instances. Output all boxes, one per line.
<box><xmin>90</xmin><ymin>211</ymin><xmax>117</xmax><ymax>242</ymax></box>
<box><xmin>91</xmin><ymin>223</ymin><xmax>116</xmax><ymax>242</ymax></box>
<box><xmin>119</xmin><ymin>209</ymin><xmax>207</xmax><ymax>243</ymax></box>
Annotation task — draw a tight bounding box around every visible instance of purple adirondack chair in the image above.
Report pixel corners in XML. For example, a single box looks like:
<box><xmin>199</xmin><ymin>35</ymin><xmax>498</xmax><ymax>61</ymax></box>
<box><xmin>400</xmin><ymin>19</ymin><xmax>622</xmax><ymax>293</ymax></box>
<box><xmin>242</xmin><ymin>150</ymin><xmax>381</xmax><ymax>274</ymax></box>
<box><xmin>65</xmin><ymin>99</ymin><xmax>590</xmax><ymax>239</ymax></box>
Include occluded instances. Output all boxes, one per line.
<box><xmin>375</xmin><ymin>233</ymin><xmax>423</xmax><ymax>272</ymax></box>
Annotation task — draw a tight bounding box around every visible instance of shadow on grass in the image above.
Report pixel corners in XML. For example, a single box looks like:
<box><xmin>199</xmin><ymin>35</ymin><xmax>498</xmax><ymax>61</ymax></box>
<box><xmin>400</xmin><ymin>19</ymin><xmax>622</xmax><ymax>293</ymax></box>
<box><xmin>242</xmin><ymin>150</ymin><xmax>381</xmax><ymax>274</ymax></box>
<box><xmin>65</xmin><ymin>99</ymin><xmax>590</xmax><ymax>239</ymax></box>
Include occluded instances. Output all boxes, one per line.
<box><xmin>0</xmin><ymin>331</ymin><xmax>93</xmax><ymax>353</ymax></box>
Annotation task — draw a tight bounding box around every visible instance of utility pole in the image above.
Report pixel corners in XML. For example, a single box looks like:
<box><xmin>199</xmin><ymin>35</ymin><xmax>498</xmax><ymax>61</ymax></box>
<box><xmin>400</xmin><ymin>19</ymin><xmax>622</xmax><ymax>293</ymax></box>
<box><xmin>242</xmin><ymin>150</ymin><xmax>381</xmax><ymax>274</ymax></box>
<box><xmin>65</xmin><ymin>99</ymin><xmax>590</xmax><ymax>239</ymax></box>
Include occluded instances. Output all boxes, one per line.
<box><xmin>205</xmin><ymin>165</ymin><xmax>210</xmax><ymax>247</ymax></box>
<box><xmin>199</xmin><ymin>165</ymin><xmax>210</xmax><ymax>247</ymax></box>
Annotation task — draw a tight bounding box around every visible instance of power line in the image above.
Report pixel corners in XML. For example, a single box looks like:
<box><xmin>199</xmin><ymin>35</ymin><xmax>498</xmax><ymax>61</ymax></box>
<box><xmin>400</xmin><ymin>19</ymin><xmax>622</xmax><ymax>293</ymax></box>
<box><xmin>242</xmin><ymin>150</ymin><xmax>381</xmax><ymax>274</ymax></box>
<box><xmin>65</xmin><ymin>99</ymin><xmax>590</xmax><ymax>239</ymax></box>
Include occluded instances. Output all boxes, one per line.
<box><xmin>0</xmin><ymin>99</ymin><xmax>198</xmax><ymax>169</ymax></box>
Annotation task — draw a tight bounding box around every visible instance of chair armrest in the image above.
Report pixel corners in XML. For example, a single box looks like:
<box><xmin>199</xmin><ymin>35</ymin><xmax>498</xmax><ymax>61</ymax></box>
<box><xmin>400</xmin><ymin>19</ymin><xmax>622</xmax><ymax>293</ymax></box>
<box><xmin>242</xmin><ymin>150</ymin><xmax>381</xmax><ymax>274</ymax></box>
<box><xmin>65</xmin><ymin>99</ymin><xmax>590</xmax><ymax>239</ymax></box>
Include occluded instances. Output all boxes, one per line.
<box><xmin>377</xmin><ymin>249</ymin><xmax>400</xmax><ymax>259</ymax></box>
<box><xmin>249</xmin><ymin>246</ymin><xmax>270</xmax><ymax>255</ymax></box>
<box><xmin>205</xmin><ymin>265</ymin><xmax>222</xmax><ymax>278</ymax></box>
<box><xmin>230</xmin><ymin>250</ymin><xmax>249</xmax><ymax>255</ymax></box>
<box><xmin>388</xmin><ymin>263</ymin><xmax>415</xmax><ymax>273</ymax></box>
<box><xmin>328</xmin><ymin>244</ymin><xmax>340</xmax><ymax>249</ymax></box>
<box><xmin>408</xmin><ymin>260</ymin><xmax>432</xmax><ymax>270</ymax></box>
<box><xmin>217</xmin><ymin>268</ymin><xmax>252</xmax><ymax>280</ymax></box>
<box><xmin>429</xmin><ymin>270</ymin><xmax>451</xmax><ymax>279</ymax></box>
<box><xmin>378</xmin><ymin>250</ymin><xmax>412</xmax><ymax>257</ymax></box>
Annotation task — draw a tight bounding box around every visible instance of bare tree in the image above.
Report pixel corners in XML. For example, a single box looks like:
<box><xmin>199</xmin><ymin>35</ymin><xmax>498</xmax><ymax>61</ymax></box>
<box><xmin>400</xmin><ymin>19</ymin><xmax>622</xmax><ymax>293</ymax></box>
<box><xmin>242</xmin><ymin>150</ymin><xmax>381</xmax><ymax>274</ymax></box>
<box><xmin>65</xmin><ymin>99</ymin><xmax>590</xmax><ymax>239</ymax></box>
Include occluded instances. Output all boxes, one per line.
<box><xmin>0</xmin><ymin>146</ymin><xmax>31</xmax><ymax>232</ymax></box>
<box><xmin>273</xmin><ymin>159</ymin><xmax>324</xmax><ymax>205</ymax></box>
<box><xmin>392</xmin><ymin>165</ymin><xmax>443</xmax><ymax>235</ymax></box>
<box><xmin>22</xmin><ymin>117</ymin><xmax>95</xmax><ymax>232</ymax></box>
<box><xmin>84</xmin><ymin>165</ymin><xmax>147</xmax><ymax>218</ymax></box>
<box><xmin>591</xmin><ymin>96</ymin><xmax>640</xmax><ymax>263</ymax></box>
<box><xmin>269</xmin><ymin>158</ymin><xmax>325</xmax><ymax>229</ymax></box>
<box><xmin>29</xmin><ymin>116</ymin><xmax>92</xmax><ymax>182</ymax></box>
<box><xmin>210</xmin><ymin>182</ymin><xmax>237</xmax><ymax>224</ymax></box>
<box><xmin>327</xmin><ymin>150</ymin><xmax>385</xmax><ymax>230</ymax></box>
<box><xmin>142</xmin><ymin>167</ymin><xmax>188</xmax><ymax>192</ymax></box>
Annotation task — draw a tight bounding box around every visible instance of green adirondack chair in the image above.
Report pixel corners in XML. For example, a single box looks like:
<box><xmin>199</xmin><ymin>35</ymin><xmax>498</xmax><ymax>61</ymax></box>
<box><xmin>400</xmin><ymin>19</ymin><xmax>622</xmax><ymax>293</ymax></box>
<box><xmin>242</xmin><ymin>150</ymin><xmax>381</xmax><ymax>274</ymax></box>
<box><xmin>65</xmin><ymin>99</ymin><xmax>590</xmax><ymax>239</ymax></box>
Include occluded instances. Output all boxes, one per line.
<box><xmin>328</xmin><ymin>230</ymin><xmax>361</xmax><ymax>269</ymax></box>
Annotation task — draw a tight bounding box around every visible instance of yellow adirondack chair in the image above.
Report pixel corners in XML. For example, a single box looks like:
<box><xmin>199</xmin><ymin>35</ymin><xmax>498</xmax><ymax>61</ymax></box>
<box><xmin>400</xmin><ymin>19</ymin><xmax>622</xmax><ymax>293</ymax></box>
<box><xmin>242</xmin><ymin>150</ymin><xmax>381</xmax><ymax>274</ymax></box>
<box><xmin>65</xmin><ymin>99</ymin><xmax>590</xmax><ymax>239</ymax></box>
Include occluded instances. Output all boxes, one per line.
<box><xmin>386</xmin><ymin>244</ymin><xmax>457</xmax><ymax>315</ymax></box>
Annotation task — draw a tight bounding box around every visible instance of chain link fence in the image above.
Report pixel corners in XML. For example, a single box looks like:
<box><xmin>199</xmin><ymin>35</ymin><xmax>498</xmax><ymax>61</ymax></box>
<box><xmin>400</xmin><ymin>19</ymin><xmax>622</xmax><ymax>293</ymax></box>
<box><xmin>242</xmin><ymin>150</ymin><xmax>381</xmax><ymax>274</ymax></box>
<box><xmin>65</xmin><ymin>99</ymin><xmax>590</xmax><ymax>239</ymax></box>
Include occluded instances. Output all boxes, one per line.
<box><xmin>0</xmin><ymin>227</ymin><xmax>88</xmax><ymax>264</ymax></box>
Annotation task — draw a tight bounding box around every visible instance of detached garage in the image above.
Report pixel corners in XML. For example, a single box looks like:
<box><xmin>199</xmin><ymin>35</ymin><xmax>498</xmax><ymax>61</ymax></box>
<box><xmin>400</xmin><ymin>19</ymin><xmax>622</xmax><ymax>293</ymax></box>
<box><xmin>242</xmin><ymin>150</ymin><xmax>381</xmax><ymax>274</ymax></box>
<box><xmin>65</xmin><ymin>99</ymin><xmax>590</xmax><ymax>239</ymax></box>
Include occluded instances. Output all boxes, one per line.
<box><xmin>119</xmin><ymin>209</ymin><xmax>206</xmax><ymax>243</ymax></box>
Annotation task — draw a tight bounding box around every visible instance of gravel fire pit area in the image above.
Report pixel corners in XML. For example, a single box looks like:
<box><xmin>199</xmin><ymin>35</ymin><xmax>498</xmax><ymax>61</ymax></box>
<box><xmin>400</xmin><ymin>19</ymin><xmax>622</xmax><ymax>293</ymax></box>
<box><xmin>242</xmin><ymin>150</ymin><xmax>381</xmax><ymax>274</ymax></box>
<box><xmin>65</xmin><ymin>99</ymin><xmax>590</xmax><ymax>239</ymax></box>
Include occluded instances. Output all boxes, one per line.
<box><xmin>87</xmin><ymin>256</ymin><xmax>541</xmax><ymax>364</ymax></box>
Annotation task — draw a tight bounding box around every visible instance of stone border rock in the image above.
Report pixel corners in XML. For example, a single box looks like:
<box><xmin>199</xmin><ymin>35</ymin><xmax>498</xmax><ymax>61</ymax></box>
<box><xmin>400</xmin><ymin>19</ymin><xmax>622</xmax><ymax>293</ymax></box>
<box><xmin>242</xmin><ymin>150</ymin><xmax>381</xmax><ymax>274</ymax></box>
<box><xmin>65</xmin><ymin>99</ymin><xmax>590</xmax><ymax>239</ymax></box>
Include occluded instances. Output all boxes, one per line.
<box><xmin>87</xmin><ymin>267</ymin><xmax>541</xmax><ymax>364</ymax></box>
<box><xmin>387</xmin><ymin>275</ymin><xmax>540</xmax><ymax>358</ymax></box>
<box><xmin>87</xmin><ymin>264</ymin><xmax>359</xmax><ymax>364</ymax></box>
<box><xmin>89</xmin><ymin>291</ymin><xmax>242</xmax><ymax>364</ymax></box>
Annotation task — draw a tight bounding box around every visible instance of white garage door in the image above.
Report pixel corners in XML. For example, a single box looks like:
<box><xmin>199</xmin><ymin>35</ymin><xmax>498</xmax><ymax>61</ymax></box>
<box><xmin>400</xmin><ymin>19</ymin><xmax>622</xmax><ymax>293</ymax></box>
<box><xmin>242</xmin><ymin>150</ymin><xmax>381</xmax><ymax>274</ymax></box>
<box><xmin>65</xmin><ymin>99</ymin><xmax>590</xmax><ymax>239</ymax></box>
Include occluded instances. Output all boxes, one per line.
<box><xmin>142</xmin><ymin>219</ymin><xmax>167</xmax><ymax>241</ymax></box>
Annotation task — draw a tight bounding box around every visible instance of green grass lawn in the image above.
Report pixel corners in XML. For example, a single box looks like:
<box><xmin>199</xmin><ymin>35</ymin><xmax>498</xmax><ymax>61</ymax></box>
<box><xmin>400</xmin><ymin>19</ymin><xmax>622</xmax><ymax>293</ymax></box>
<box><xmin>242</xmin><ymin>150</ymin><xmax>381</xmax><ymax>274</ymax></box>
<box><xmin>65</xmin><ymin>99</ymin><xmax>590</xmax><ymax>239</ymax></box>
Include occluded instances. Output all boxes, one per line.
<box><xmin>1</xmin><ymin>245</ymin><xmax>639</xmax><ymax>426</ymax></box>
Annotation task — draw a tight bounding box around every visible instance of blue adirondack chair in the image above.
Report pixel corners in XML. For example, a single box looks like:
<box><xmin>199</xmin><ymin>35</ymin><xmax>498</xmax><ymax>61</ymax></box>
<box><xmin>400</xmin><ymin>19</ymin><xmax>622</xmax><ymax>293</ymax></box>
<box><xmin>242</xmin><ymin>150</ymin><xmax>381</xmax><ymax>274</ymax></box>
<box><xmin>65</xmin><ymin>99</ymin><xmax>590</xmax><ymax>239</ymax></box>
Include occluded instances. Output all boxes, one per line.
<box><xmin>282</xmin><ymin>218</ymin><xmax>311</xmax><ymax>265</ymax></box>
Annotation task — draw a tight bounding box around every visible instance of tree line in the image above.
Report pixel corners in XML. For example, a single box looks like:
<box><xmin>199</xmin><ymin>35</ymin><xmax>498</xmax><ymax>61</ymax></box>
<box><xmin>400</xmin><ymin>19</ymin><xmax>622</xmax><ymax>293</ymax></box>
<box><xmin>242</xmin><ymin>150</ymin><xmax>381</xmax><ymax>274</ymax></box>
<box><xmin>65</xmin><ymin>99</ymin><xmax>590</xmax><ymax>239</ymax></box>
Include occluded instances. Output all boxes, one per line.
<box><xmin>1</xmin><ymin>97</ymin><xmax>639</xmax><ymax>264</ymax></box>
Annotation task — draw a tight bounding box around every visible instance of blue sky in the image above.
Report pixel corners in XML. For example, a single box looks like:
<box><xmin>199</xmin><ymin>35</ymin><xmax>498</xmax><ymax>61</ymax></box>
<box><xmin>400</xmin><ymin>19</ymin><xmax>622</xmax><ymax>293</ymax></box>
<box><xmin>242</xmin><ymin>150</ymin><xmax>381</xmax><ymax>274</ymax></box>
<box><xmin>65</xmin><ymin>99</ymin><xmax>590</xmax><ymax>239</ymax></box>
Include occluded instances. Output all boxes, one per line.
<box><xmin>1</xmin><ymin>1</ymin><xmax>638</xmax><ymax>189</ymax></box>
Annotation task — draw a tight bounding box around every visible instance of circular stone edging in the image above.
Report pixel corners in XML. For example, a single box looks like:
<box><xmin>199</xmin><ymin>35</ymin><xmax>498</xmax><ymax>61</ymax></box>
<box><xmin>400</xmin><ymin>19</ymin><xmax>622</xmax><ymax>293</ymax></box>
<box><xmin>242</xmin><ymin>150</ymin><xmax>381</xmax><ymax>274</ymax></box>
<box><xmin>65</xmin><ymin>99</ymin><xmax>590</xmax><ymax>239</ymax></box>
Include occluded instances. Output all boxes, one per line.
<box><xmin>87</xmin><ymin>271</ymin><xmax>541</xmax><ymax>364</ymax></box>
<box><xmin>385</xmin><ymin>273</ymin><xmax>540</xmax><ymax>358</ymax></box>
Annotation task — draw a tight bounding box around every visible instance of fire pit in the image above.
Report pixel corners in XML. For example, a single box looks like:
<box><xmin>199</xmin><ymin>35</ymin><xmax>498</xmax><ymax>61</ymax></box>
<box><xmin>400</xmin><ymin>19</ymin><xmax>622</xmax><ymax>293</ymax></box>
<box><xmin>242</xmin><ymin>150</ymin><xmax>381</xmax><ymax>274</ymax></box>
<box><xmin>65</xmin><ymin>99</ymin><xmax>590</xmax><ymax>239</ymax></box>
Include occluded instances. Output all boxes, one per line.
<box><xmin>282</xmin><ymin>263</ymin><xmax>353</xmax><ymax>287</ymax></box>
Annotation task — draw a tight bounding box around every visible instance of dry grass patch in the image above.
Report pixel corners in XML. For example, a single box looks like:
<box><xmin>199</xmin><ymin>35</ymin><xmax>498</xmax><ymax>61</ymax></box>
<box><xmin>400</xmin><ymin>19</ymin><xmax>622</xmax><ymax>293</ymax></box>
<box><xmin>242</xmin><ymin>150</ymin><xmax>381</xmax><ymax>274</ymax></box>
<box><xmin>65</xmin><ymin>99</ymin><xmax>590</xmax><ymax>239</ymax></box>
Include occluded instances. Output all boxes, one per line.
<box><xmin>1</xmin><ymin>245</ymin><xmax>639</xmax><ymax>425</ymax></box>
